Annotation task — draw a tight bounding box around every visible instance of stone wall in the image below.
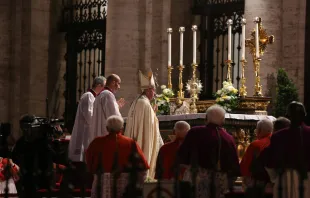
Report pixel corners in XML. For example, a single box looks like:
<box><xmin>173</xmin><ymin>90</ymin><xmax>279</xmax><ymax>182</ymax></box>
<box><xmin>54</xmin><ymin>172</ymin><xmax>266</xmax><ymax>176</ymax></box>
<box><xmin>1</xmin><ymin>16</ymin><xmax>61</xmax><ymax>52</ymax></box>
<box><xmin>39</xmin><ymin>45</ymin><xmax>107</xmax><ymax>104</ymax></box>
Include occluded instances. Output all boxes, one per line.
<box><xmin>244</xmin><ymin>0</ymin><xmax>306</xmax><ymax>102</ymax></box>
<box><xmin>0</xmin><ymin>0</ymin><xmax>66</xmax><ymax>138</ymax></box>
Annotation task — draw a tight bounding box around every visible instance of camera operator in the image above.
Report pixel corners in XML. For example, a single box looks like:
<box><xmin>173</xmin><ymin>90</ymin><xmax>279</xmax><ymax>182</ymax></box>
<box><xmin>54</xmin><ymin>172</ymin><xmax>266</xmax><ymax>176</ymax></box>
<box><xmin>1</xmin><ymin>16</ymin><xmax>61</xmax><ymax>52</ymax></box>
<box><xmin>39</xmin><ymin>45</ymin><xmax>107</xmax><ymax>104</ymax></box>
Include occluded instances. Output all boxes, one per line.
<box><xmin>12</xmin><ymin>115</ymin><xmax>56</xmax><ymax>197</ymax></box>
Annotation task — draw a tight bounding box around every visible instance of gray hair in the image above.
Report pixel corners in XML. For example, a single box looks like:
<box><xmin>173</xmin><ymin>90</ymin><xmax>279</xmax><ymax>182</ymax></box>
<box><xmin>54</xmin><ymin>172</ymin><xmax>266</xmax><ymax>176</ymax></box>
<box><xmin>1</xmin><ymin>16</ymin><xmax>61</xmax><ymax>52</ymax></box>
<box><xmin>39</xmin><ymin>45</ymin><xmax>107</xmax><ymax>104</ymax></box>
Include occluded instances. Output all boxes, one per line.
<box><xmin>92</xmin><ymin>76</ymin><xmax>106</xmax><ymax>88</ymax></box>
<box><xmin>174</xmin><ymin>121</ymin><xmax>190</xmax><ymax>134</ymax></box>
<box><xmin>206</xmin><ymin>104</ymin><xmax>226</xmax><ymax>125</ymax></box>
<box><xmin>106</xmin><ymin>115</ymin><xmax>124</xmax><ymax>133</ymax></box>
<box><xmin>256</xmin><ymin>118</ymin><xmax>273</xmax><ymax>133</ymax></box>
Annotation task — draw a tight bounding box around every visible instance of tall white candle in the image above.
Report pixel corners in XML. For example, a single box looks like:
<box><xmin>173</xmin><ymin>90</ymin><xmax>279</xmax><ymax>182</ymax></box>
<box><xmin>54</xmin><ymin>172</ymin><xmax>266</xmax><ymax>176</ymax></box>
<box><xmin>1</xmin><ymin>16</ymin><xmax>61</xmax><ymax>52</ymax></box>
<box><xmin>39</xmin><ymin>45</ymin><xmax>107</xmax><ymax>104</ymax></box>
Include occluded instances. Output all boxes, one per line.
<box><xmin>192</xmin><ymin>25</ymin><xmax>197</xmax><ymax>64</ymax></box>
<box><xmin>227</xmin><ymin>19</ymin><xmax>233</xmax><ymax>61</ymax></box>
<box><xmin>241</xmin><ymin>18</ymin><xmax>246</xmax><ymax>60</ymax></box>
<box><xmin>179</xmin><ymin>27</ymin><xmax>185</xmax><ymax>65</ymax></box>
<box><xmin>167</xmin><ymin>28</ymin><xmax>173</xmax><ymax>65</ymax></box>
<box><xmin>254</xmin><ymin>17</ymin><xmax>260</xmax><ymax>58</ymax></box>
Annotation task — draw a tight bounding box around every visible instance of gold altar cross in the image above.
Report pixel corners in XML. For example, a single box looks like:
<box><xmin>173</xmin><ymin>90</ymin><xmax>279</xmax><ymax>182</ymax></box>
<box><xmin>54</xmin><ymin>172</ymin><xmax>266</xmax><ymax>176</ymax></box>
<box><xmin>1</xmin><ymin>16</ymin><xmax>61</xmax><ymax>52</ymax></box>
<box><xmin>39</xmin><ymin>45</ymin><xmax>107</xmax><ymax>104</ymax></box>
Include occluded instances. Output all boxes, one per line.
<box><xmin>245</xmin><ymin>17</ymin><xmax>274</xmax><ymax>97</ymax></box>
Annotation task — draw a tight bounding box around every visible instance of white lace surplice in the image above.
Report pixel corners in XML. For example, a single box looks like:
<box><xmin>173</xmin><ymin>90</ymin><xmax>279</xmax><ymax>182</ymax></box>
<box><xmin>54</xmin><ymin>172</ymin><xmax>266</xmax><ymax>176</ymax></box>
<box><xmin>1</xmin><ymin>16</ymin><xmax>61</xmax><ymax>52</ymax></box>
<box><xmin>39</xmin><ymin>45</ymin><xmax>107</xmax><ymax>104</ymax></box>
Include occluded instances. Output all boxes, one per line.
<box><xmin>91</xmin><ymin>173</ymin><xmax>129</xmax><ymax>198</ymax></box>
<box><xmin>183</xmin><ymin>168</ymin><xmax>229</xmax><ymax>198</ymax></box>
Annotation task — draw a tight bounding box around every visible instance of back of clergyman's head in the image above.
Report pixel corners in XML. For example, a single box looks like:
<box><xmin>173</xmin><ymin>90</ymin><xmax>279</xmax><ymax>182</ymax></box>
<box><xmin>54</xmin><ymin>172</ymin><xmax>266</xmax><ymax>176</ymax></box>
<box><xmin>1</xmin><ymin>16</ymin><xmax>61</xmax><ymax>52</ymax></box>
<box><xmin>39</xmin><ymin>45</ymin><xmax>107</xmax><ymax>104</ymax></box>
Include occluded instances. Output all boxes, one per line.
<box><xmin>92</xmin><ymin>76</ymin><xmax>106</xmax><ymax>88</ymax></box>
<box><xmin>206</xmin><ymin>104</ymin><xmax>226</xmax><ymax>126</ymax></box>
<box><xmin>106</xmin><ymin>115</ymin><xmax>124</xmax><ymax>133</ymax></box>
<box><xmin>273</xmin><ymin>117</ymin><xmax>290</xmax><ymax>132</ymax></box>
<box><xmin>174</xmin><ymin>121</ymin><xmax>190</xmax><ymax>139</ymax></box>
<box><xmin>256</xmin><ymin>119</ymin><xmax>273</xmax><ymax>134</ymax></box>
<box><xmin>286</xmin><ymin>101</ymin><xmax>306</xmax><ymax>126</ymax></box>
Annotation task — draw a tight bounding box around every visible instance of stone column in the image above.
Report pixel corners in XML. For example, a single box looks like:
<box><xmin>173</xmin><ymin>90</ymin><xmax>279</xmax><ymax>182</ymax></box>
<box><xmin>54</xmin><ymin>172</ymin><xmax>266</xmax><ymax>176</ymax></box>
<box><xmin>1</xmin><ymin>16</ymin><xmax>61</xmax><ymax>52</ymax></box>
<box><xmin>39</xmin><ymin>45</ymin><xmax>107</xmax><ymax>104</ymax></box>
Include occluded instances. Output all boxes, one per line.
<box><xmin>8</xmin><ymin>0</ymin><xmax>51</xmax><ymax>138</ymax></box>
<box><xmin>244</xmin><ymin>0</ymin><xmax>282</xmax><ymax>97</ymax></box>
<box><xmin>0</xmin><ymin>0</ymin><xmax>12</xmax><ymax>123</ymax></box>
<box><xmin>106</xmin><ymin>0</ymin><xmax>175</xmax><ymax>115</ymax></box>
<box><xmin>105</xmin><ymin>0</ymin><xmax>141</xmax><ymax>115</ymax></box>
<box><xmin>282</xmin><ymin>0</ymin><xmax>306</xmax><ymax>102</ymax></box>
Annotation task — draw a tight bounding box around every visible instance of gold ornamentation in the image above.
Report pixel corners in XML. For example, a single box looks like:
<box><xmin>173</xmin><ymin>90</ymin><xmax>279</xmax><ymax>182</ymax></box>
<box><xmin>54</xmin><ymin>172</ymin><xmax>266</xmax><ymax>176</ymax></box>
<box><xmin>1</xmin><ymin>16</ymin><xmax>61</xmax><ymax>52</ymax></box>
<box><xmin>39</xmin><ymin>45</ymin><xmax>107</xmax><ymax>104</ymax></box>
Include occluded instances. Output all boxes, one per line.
<box><xmin>177</xmin><ymin>65</ymin><xmax>185</xmax><ymax>105</ymax></box>
<box><xmin>232</xmin><ymin>128</ymin><xmax>250</xmax><ymax>161</ymax></box>
<box><xmin>196</xmin><ymin>100</ymin><xmax>216</xmax><ymax>113</ymax></box>
<box><xmin>226</xmin><ymin>60</ymin><xmax>232</xmax><ymax>83</ymax></box>
<box><xmin>237</xmin><ymin>96</ymin><xmax>270</xmax><ymax>111</ymax></box>
<box><xmin>245</xmin><ymin>17</ymin><xmax>274</xmax><ymax>97</ymax></box>
<box><xmin>188</xmin><ymin>63</ymin><xmax>199</xmax><ymax>113</ymax></box>
<box><xmin>239</xmin><ymin>59</ymin><xmax>247</xmax><ymax>97</ymax></box>
<box><xmin>167</xmin><ymin>65</ymin><xmax>173</xmax><ymax>89</ymax></box>
<box><xmin>253</xmin><ymin>57</ymin><xmax>262</xmax><ymax>96</ymax></box>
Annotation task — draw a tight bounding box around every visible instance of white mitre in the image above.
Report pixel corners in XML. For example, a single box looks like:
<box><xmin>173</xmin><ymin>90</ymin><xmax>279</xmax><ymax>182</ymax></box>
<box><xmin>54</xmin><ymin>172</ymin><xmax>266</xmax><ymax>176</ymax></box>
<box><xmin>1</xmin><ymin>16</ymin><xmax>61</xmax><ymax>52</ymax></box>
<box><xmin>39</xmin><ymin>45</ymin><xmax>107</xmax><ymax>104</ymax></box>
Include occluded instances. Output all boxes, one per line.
<box><xmin>139</xmin><ymin>70</ymin><xmax>155</xmax><ymax>91</ymax></box>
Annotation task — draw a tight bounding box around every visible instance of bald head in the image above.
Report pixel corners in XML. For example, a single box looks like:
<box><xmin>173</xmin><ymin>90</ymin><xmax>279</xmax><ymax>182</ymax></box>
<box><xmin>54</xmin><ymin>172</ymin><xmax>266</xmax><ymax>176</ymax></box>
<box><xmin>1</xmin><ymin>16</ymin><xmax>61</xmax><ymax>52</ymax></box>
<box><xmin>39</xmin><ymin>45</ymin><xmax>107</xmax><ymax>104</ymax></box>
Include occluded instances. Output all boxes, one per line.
<box><xmin>106</xmin><ymin>74</ymin><xmax>121</xmax><ymax>93</ymax></box>
<box><xmin>174</xmin><ymin>121</ymin><xmax>190</xmax><ymax>139</ymax></box>
<box><xmin>206</xmin><ymin>104</ymin><xmax>226</xmax><ymax>126</ymax></box>
<box><xmin>106</xmin><ymin>74</ymin><xmax>121</xmax><ymax>85</ymax></box>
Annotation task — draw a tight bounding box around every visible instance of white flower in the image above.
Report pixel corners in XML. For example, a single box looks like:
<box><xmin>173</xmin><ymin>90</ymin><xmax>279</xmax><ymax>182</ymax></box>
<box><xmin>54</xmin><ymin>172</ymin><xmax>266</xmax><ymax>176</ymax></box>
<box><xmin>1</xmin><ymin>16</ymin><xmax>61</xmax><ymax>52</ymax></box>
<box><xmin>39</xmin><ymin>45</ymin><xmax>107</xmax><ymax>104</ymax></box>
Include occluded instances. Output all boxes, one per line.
<box><xmin>220</xmin><ymin>98</ymin><xmax>224</xmax><ymax>102</ymax></box>
<box><xmin>157</xmin><ymin>100</ymin><xmax>165</xmax><ymax>106</ymax></box>
<box><xmin>163</xmin><ymin>89</ymin><xmax>169</xmax><ymax>95</ymax></box>
<box><xmin>217</xmin><ymin>90</ymin><xmax>222</xmax><ymax>95</ymax></box>
<box><xmin>161</xmin><ymin>85</ymin><xmax>166</xmax><ymax>90</ymax></box>
<box><xmin>225</xmin><ymin>96</ymin><xmax>231</xmax><ymax>100</ymax></box>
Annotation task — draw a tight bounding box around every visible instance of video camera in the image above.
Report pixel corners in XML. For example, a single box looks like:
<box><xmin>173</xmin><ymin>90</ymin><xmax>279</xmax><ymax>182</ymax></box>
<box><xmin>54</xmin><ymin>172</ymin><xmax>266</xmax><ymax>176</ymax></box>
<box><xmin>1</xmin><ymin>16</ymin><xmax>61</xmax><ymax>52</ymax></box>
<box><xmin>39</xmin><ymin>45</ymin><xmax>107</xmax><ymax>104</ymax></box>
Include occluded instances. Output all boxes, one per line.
<box><xmin>20</xmin><ymin>115</ymin><xmax>64</xmax><ymax>142</ymax></box>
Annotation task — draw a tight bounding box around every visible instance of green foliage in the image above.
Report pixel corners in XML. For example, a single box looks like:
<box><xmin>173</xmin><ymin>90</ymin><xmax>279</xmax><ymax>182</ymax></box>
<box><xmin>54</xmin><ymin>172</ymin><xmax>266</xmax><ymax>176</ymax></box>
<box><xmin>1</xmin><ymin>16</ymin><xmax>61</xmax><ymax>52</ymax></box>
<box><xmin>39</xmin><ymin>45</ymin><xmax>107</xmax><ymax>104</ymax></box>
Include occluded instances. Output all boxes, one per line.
<box><xmin>156</xmin><ymin>85</ymin><xmax>174</xmax><ymax>115</ymax></box>
<box><xmin>274</xmin><ymin>68</ymin><xmax>299</xmax><ymax>117</ymax></box>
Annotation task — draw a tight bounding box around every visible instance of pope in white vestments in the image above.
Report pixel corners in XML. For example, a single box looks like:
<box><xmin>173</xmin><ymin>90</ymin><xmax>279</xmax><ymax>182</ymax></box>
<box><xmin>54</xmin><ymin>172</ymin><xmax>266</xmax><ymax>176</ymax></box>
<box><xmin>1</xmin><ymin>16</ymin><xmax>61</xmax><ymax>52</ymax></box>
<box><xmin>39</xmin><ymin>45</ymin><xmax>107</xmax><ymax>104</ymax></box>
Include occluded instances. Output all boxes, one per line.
<box><xmin>89</xmin><ymin>74</ymin><xmax>123</xmax><ymax>143</ymax></box>
<box><xmin>68</xmin><ymin>76</ymin><xmax>106</xmax><ymax>162</ymax></box>
<box><xmin>124</xmin><ymin>71</ymin><xmax>164</xmax><ymax>179</ymax></box>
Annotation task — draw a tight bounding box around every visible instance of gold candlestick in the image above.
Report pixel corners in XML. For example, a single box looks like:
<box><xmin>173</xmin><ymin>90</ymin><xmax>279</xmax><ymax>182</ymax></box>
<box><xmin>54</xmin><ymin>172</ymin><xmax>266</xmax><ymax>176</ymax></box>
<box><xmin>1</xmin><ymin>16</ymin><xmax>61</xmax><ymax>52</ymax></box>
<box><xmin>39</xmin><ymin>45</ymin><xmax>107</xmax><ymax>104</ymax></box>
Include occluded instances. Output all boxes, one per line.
<box><xmin>177</xmin><ymin>65</ymin><xmax>185</xmax><ymax>105</ymax></box>
<box><xmin>189</xmin><ymin>63</ymin><xmax>198</xmax><ymax>113</ymax></box>
<box><xmin>239</xmin><ymin>59</ymin><xmax>247</xmax><ymax>97</ymax></box>
<box><xmin>226</xmin><ymin>60</ymin><xmax>232</xmax><ymax>83</ymax></box>
<box><xmin>254</xmin><ymin>57</ymin><xmax>262</xmax><ymax>96</ymax></box>
<box><xmin>245</xmin><ymin>17</ymin><xmax>274</xmax><ymax>97</ymax></box>
<box><xmin>167</xmin><ymin>65</ymin><xmax>173</xmax><ymax>89</ymax></box>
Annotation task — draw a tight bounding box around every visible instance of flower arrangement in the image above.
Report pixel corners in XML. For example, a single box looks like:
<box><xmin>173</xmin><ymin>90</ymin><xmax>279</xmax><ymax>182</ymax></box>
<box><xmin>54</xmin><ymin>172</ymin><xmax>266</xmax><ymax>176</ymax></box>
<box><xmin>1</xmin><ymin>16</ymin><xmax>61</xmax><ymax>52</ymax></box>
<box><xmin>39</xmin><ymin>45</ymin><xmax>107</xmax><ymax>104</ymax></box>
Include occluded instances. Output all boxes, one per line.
<box><xmin>156</xmin><ymin>85</ymin><xmax>174</xmax><ymax>115</ymax></box>
<box><xmin>215</xmin><ymin>81</ymin><xmax>239</xmax><ymax>112</ymax></box>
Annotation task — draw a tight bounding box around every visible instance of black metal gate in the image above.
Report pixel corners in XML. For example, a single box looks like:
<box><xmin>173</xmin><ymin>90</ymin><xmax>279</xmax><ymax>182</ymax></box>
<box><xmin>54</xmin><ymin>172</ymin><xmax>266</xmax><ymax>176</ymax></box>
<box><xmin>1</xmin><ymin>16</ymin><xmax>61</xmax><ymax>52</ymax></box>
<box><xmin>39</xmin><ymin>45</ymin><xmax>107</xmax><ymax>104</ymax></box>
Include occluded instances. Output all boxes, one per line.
<box><xmin>60</xmin><ymin>0</ymin><xmax>107</xmax><ymax>130</ymax></box>
<box><xmin>192</xmin><ymin>0</ymin><xmax>245</xmax><ymax>99</ymax></box>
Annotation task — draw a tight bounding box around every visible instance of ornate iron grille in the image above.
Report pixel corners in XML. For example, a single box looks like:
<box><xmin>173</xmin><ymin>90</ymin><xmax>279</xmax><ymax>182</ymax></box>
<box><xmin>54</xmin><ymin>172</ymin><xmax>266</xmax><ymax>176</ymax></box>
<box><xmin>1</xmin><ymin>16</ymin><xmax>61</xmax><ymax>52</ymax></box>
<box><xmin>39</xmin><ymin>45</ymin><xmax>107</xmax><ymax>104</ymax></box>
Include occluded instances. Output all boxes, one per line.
<box><xmin>193</xmin><ymin>0</ymin><xmax>244</xmax><ymax>99</ymax></box>
<box><xmin>61</xmin><ymin>0</ymin><xmax>107</xmax><ymax>130</ymax></box>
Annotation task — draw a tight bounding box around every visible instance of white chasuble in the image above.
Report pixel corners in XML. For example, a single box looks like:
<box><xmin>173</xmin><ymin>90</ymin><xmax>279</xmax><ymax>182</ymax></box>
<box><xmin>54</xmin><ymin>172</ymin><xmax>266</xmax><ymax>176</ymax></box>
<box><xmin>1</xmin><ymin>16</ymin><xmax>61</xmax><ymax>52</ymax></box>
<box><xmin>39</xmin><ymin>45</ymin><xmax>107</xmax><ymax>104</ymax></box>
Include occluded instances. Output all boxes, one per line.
<box><xmin>68</xmin><ymin>91</ymin><xmax>95</xmax><ymax>162</ymax></box>
<box><xmin>89</xmin><ymin>89</ymin><xmax>121</xmax><ymax>143</ymax></box>
<box><xmin>124</xmin><ymin>95</ymin><xmax>164</xmax><ymax>179</ymax></box>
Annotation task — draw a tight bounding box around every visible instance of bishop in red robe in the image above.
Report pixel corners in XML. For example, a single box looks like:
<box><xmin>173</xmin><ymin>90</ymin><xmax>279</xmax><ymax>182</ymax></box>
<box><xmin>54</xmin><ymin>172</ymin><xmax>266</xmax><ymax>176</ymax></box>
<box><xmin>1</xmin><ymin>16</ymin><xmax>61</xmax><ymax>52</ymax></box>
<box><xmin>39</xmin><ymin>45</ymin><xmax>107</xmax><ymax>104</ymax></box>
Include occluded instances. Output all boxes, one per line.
<box><xmin>240</xmin><ymin>119</ymin><xmax>273</xmax><ymax>187</ymax></box>
<box><xmin>155</xmin><ymin>121</ymin><xmax>190</xmax><ymax>180</ymax></box>
<box><xmin>86</xmin><ymin>115</ymin><xmax>149</xmax><ymax>198</ymax></box>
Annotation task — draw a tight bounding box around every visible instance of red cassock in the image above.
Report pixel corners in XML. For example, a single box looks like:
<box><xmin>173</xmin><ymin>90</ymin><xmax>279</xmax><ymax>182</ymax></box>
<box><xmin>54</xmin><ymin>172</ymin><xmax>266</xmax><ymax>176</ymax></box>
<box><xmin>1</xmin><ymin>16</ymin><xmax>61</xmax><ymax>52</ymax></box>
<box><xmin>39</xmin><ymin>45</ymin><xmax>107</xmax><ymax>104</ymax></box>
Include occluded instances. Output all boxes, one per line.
<box><xmin>155</xmin><ymin>139</ymin><xmax>186</xmax><ymax>180</ymax></box>
<box><xmin>86</xmin><ymin>133</ymin><xmax>149</xmax><ymax>174</ymax></box>
<box><xmin>240</xmin><ymin>134</ymin><xmax>271</xmax><ymax>181</ymax></box>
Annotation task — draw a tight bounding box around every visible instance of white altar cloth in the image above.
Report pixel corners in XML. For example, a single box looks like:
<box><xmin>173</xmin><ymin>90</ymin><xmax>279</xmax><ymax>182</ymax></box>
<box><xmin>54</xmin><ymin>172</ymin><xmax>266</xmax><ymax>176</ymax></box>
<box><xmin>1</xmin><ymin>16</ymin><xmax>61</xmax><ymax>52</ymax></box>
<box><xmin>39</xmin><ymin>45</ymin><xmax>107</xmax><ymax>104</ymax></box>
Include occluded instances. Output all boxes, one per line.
<box><xmin>124</xmin><ymin>113</ymin><xmax>276</xmax><ymax>122</ymax></box>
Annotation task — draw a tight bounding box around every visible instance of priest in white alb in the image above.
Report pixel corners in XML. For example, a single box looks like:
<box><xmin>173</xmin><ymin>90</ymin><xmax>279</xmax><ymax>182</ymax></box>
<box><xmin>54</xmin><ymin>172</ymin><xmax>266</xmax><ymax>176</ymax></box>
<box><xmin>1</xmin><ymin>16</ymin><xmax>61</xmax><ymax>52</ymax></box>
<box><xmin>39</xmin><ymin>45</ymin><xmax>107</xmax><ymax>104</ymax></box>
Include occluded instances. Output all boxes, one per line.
<box><xmin>68</xmin><ymin>76</ymin><xmax>106</xmax><ymax>162</ymax></box>
<box><xmin>89</xmin><ymin>74</ymin><xmax>124</xmax><ymax>143</ymax></box>
<box><xmin>124</xmin><ymin>71</ymin><xmax>164</xmax><ymax>179</ymax></box>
